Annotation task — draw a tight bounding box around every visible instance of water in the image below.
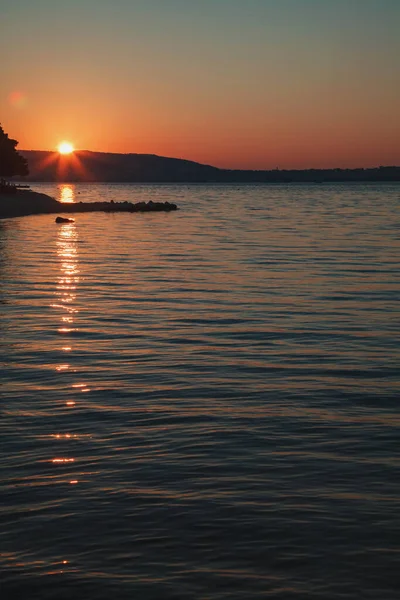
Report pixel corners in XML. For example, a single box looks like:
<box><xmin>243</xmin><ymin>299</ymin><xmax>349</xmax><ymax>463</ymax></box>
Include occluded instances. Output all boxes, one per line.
<box><xmin>1</xmin><ymin>183</ymin><xmax>399</xmax><ymax>599</ymax></box>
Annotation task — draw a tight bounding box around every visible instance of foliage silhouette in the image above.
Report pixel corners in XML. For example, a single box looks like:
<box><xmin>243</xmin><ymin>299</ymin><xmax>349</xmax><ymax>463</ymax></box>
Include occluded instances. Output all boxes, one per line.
<box><xmin>0</xmin><ymin>125</ymin><xmax>29</xmax><ymax>186</ymax></box>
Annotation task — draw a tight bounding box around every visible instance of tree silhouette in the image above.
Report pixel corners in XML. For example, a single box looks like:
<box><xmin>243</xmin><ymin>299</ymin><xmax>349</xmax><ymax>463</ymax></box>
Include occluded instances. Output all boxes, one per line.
<box><xmin>0</xmin><ymin>124</ymin><xmax>29</xmax><ymax>180</ymax></box>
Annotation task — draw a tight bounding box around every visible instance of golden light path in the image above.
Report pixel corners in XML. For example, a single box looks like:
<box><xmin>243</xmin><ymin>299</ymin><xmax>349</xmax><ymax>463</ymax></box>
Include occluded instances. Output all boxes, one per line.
<box><xmin>60</xmin><ymin>184</ymin><xmax>75</xmax><ymax>203</ymax></box>
<box><xmin>49</xmin><ymin>221</ymin><xmax>85</xmax><ymax>488</ymax></box>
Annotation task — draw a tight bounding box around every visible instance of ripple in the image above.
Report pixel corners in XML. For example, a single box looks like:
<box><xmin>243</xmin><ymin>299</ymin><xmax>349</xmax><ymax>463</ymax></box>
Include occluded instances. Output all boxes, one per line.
<box><xmin>1</xmin><ymin>183</ymin><xmax>399</xmax><ymax>599</ymax></box>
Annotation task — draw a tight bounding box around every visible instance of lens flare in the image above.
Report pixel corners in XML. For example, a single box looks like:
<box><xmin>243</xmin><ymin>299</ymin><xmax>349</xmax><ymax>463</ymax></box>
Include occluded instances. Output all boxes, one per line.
<box><xmin>8</xmin><ymin>91</ymin><xmax>27</xmax><ymax>108</ymax></box>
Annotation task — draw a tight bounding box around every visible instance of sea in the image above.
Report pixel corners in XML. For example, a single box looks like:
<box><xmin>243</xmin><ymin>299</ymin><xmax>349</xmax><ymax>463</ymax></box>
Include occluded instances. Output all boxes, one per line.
<box><xmin>1</xmin><ymin>183</ymin><xmax>399</xmax><ymax>600</ymax></box>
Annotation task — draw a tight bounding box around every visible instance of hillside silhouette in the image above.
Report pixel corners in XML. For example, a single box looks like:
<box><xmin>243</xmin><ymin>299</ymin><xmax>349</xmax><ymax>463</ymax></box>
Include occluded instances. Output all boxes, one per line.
<box><xmin>20</xmin><ymin>150</ymin><xmax>400</xmax><ymax>183</ymax></box>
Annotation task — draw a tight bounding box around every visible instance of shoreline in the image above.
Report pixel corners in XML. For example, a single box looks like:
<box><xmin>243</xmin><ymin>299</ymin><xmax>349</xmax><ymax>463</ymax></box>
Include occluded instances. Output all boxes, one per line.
<box><xmin>0</xmin><ymin>189</ymin><xmax>178</xmax><ymax>219</ymax></box>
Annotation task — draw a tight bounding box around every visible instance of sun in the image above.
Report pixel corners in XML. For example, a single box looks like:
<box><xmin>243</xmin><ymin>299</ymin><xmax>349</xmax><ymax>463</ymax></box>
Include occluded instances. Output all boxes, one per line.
<box><xmin>58</xmin><ymin>141</ymin><xmax>74</xmax><ymax>155</ymax></box>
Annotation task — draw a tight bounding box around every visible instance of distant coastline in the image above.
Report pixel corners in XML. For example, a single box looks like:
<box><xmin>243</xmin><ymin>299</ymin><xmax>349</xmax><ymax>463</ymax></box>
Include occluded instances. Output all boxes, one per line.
<box><xmin>20</xmin><ymin>151</ymin><xmax>400</xmax><ymax>184</ymax></box>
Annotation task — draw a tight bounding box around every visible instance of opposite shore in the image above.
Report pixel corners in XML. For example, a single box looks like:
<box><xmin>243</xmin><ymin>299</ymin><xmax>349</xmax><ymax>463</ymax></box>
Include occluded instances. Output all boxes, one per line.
<box><xmin>19</xmin><ymin>151</ymin><xmax>400</xmax><ymax>184</ymax></box>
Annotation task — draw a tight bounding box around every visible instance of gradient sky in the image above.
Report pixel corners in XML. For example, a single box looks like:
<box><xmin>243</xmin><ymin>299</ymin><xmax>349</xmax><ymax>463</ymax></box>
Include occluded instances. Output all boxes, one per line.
<box><xmin>1</xmin><ymin>0</ymin><xmax>399</xmax><ymax>169</ymax></box>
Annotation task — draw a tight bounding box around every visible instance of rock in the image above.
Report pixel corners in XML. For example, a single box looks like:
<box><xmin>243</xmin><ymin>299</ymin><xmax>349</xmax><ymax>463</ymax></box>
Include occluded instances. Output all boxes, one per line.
<box><xmin>0</xmin><ymin>190</ymin><xmax>60</xmax><ymax>219</ymax></box>
<box><xmin>1</xmin><ymin>189</ymin><xmax>179</xmax><ymax>219</ymax></box>
<box><xmin>56</xmin><ymin>216</ymin><xmax>75</xmax><ymax>223</ymax></box>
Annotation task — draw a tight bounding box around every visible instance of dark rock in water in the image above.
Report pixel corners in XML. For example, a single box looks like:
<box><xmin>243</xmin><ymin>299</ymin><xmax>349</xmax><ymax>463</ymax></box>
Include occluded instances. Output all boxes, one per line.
<box><xmin>56</xmin><ymin>216</ymin><xmax>74</xmax><ymax>223</ymax></box>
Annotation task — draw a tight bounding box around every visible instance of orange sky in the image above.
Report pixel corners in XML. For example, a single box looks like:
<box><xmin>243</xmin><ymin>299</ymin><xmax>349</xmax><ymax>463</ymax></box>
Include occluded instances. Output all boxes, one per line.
<box><xmin>2</xmin><ymin>0</ymin><xmax>399</xmax><ymax>169</ymax></box>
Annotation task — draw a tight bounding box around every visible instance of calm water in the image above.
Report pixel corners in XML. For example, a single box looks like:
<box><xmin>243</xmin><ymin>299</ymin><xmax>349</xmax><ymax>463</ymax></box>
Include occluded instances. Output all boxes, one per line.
<box><xmin>1</xmin><ymin>183</ymin><xmax>399</xmax><ymax>599</ymax></box>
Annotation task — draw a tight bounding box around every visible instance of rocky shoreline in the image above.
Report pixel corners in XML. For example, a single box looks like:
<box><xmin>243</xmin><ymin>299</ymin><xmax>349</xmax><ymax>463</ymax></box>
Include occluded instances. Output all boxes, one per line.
<box><xmin>0</xmin><ymin>189</ymin><xmax>178</xmax><ymax>219</ymax></box>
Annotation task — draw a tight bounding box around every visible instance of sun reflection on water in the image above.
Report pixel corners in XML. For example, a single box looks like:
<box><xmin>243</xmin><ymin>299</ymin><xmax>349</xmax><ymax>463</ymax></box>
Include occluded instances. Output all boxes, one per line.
<box><xmin>54</xmin><ymin>223</ymin><xmax>80</xmax><ymax>346</ymax></box>
<box><xmin>71</xmin><ymin>383</ymin><xmax>91</xmax><ymax>392</ymax></box>
<box><xmin>49</xmin><ymin>222</ymin><xmax>84</xmax><ymax>482</ymax></box>
<box><xmin>59</xmin><ymin>184</ymin><xmax>75</xmax><ymax>203</ymax></box>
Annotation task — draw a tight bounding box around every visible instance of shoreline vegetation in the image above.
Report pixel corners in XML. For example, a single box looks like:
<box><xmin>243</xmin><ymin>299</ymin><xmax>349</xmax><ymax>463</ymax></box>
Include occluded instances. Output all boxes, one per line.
<box><xmin>0</xmin><ymin>189</ymin><xmax>178</xmax><ymax>219</ymax></box>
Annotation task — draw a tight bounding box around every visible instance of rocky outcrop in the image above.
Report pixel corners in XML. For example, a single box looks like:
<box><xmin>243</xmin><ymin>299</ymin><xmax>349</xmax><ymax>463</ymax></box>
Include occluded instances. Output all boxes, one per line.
<box><xmin>0</xmin><ymin>190</ymin><xmax>178</xmax><ymax>219</ymax></box>
<box><xmin>61</xmin><ymin>199</ymin><xmax>178</xmax><ymax>214</ymax></box>
<box><xmin>0</xmin><ymin>190</ymin><xmax>60</xmax><ymax>218</ymax></box>
<box><xmin>55</xmin><ymin>216</ymin><xmax>75</xmax><ymax>223</ymax></box>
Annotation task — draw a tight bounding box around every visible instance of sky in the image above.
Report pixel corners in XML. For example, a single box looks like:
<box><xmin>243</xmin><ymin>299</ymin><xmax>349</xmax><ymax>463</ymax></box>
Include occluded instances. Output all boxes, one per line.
<box><xmin>1</xmin><ymin>0</ymin><xmax>399</xmax><ymax>169</ymax></box>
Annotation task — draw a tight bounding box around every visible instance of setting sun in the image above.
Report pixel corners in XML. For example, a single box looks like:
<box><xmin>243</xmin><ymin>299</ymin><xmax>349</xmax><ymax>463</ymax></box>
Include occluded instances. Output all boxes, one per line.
<box><xmin>58</xmin><ymin>142</ymin><xmax>74</xmax><ymax>154</ymax></box>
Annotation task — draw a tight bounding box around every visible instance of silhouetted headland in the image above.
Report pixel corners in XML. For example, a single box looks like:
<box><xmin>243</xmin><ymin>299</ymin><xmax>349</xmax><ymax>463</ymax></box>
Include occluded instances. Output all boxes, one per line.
<box><xmin>0</xmin><ymin>189</ymin><xmax>178</xmax><ymax>219</ymax></box>
<box><xmin>20</xmin><ymin>150</ymin><xmax>400</xmax><ymax>183</ymax></box>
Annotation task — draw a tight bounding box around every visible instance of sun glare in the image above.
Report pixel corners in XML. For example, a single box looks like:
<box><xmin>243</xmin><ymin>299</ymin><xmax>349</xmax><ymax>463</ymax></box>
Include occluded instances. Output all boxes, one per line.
<box><xmin>58</xmin><ymin>142</ymin><xmax>74</xmax><ymax>154</ymax></box>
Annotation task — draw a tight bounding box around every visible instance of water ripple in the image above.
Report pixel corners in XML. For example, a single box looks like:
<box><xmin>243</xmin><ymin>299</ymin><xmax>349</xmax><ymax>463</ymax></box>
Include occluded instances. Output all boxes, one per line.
<box><xmin>1</xmin><ymin>183</ymin><xmax>399</xmax><ymax>599</ymax></box>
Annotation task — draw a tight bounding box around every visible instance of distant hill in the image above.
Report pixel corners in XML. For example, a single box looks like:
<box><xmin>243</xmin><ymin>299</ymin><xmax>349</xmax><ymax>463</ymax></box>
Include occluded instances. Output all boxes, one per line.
<box><xmin>20</xmin><ymin>150</ymin><xmax>400</xmax><ymax>183</ymax></box>
<box><xmin>20</xmin><ymin>151</ymin><xmax>222</xmax><ymax>183</ymax></box>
